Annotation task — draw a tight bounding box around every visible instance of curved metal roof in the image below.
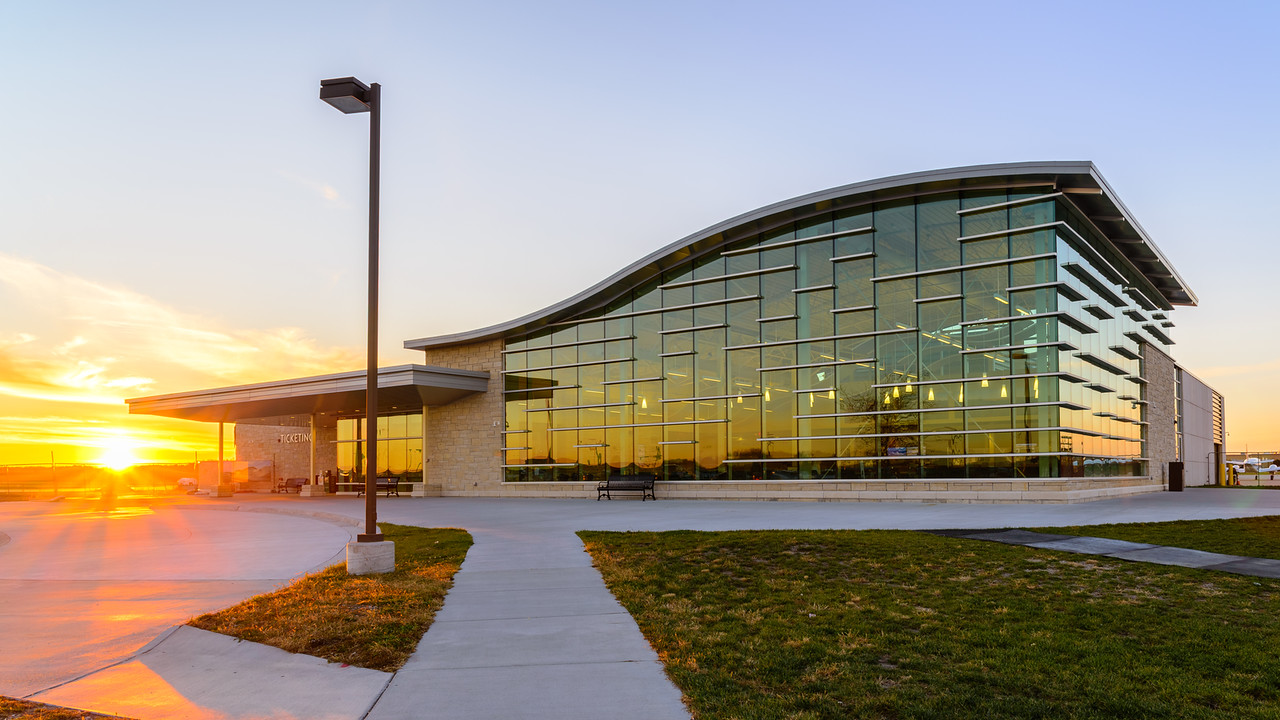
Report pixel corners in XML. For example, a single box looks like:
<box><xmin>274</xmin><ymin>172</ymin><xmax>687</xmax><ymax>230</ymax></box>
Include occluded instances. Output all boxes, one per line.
<box><xmin>405</xmin><ymin>161</ymin><xmax>1195</xmax><ymax>351</ymax></box>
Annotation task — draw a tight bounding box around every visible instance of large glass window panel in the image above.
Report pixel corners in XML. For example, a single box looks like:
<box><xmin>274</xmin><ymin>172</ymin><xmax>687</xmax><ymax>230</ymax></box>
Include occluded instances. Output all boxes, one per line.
<box><xmin>1010</xmin><ymin>228</ymin><xmax>1055</xmax><ymax>258</ymax></box>
<box><xmin>697</xmin><ymin>422</ymin><xmax>727</xmax><ymax>479</ymax></box>
<box><xmin>1009</xmin><ymin>198</ymin><xmax>1054</xmax><ymax>228</ymax></box>
<box><xmin>1009</xmin><ymin>288</ymin><xmax>1056</xmax><ymax>317</ymax></box>
<box><xmin>960</xmin><ymin>191</ymin><xmax>1008</xmax><ymax>236</ymax></box>
<box><xmin>964</xmin><ymin>322</ymin><xmax>1010</xmax><ymax>351</ymax></box>
<box><xmin>836</xmin><ymin>309</ymin><xmax>875</xmax><ymax>337</ymax></box>
<box><xmin>695</xmin><ymin>330</ymin><xmax>726</xmax><ymax>397</ymax></box>
<box><xmin>836</xmin><ymin>335</ymin><xmax>875</xmax><ymax>362</ymax></box>
<box><xmin>694</xmin><ymin>254</ymin><xmax>726</xmax><ymax>279</ymax></box>
<box><xmin>633</xmin><ymin>315</ymin><xmax>662</xmax><ymax>378</ymax></box>
<box><xmin>918</xmin><ymin>299</ymin><xmax>963</xmax><ymax>382</ymax></box>
<box><xmin>799</xmin><ymin>340</ymin><xmax>836</xmax><ymax>368</ymax></box>
<box><xmin>798</xmin><ymin>239</ymin><xmax>834</xmax><ymax>287</ymax></box>
<box><xmin>922</xmin><ymin>385</ymin><xmax>963</xmax><ymax>413</ymax></box>
<box><xmin>835</xmin><ymin>207</ymin><xmax>873</xmax><ymax>234</ymax></box>
<box><xmin>633</xmin><ymin>380</ymin><xmax>664</xmax><ymax>424</ymax></box>
<box><xmin>876</xmin><ymin>332</ymin><xmax>918</xmax><ymax>387</ymax></box>
<box><xmin>635</xmin><ymin>427</ymin><xmax>663</xmax><ymax>473</ymax></box>
<box><xmin>728</xmin><ymin>395</ymin><xmax>761</xmax><ymax>461</ymax></box>
<box><xmin>963</xmin><ymin>266</ymin><xmax>1009</xmax><ymax>323</ymax></box>
<box><xmin>760</xmin><ymin>319</ymin><xmax>796</xmax><ymax>344</ymax></box>
<box><xmin>1010</xmin><ymin>258</ymin><xmax>1055</xmax><ymax>287</ymax></box>
<box><xmin>876</xmin><ymin>278</ymin><xmax>916</xmax><ymax>331</ymax></box>
<box><xmin>761</xmin><ymin>343</ymin><xmax>796</xmax><ymax>371</ymax></box>
<box><xmin>962</xmin><ymin>236</ymin><xmax>1007</xmax><ymax>264</ymax></box>
<box><xmin>694</xmin><ymin>280</ymin><xmax>725</xmax><ymax>303</ymax></box>
<box><xmin>761</xmin><ymin>270</ymin><xmax>797</xmax><ymax>319</ymax></box>
<box><xmin>694</xmin><ymin>303</ymin><xmax>724</xmax><ymax>326</ymax></box>
<box><xmin>761</xmin><ymin>372</ymin><xmax>796</xmax><ymax>445</ymax></box>
<box><xmin>916</xmin><ymin>193</ymin><xmax>960</xmax><ymax>271</ymax></box>
<box><xmin>919</xmin><ymin>272</ymin><xmax>961</xmax><ymax>299</ymax></box>
<box><xmin>835</xmin><ymin>259</ymin><xmax>874</xmax><ymax>308</ymax></box>
<box><xmin>836</xmin><ymin>362</ymin><xmax>877</xmax><ymax>412</ymax></box>
<box><xmin>526</xmin><ymin>348</ymin><xmax>552</xmax><ymax>370</ymax></box>
<box><xmin>663</xmin><ymin>331</ymin><xmax>693</xmax><ymax>355</ymax></box>
<box><xmin>798</xmin><ymin>290</ymin><xmax>835</xmax><ymax>339</ymax></box>
<box><xmin>874</xmin><ymin>200</ymin><xmax>917</xmax><ymax>276</ymax></box>
<box><xmin>727</xmin><ymin>301</ymin><xmax>759</xmax><ymax>346</ymax></box>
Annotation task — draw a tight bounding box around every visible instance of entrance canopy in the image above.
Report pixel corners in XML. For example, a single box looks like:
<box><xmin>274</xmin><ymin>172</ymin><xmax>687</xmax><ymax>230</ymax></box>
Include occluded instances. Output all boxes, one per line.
<box><xmin>126</xmin><ymin>364</ymin><xmax>489</xmax><ymax>426</ymax></box>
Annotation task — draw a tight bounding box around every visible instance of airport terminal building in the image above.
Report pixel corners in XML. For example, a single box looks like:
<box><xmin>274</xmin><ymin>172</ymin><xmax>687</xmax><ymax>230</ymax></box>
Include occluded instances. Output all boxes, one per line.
<box><xmin>128</xmin><ymin>162</ymin><xmax>1224</xmax><ymax>502</ymax></box>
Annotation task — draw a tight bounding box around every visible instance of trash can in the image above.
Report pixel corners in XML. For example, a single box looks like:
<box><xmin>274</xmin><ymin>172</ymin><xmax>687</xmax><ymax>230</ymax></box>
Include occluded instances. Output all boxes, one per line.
<box><xmin>325</xmin><ymin>472</ymin><xmax>335</xmax><ymax>494</ymax></box>
<box><xmin>1169</xmin><ymin>461</ymin><xmax>1184</xmax><ymax>492</ymax></box>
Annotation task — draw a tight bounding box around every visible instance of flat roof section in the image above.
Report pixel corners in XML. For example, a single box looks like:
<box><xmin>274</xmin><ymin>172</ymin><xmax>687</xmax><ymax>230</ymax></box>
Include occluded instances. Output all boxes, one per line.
<box><xmin>125</xmin><ymin>364</ymin><xmax>490</xmax><ymax>424</ymax></box>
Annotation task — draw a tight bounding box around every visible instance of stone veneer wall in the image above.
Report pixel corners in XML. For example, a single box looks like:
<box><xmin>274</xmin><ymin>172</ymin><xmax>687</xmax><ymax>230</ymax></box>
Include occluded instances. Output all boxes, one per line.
<box><xmin>233</xmin><ymin>423</ymin><xmax>337</xmax><ymax>485</ymax></box>
<box><xmin>419</xmin><ymin>339</ymin><xmax>505</xmax><ymax>494</ymax></box>
<box><xmin>1143</xmin><ymin>342</ymin><xmax>1178</xmax><ymax>490</ymax></box>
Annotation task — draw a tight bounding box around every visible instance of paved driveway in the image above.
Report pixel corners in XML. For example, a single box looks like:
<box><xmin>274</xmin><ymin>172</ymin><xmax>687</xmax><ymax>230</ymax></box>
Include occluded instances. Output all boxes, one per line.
<box><xmin>5</xmin><ymin>487</ymin><xmax>1279</xmax><ymax>704</ymax></box>
<box><xmin>0</xmin><ymin>498</ymin><xmax>356</xmax><ymax>697</ymax></box>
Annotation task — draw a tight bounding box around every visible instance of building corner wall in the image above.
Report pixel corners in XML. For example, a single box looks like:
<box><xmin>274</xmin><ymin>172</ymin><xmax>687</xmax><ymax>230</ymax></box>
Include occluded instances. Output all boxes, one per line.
<box><xmin>1143</xmin><ymin>342</ymin><xmax>1177</xmax><ymax>489</ymax></box>
<box><xmin>420</xmin><ymin>339</ymin><xmax>504</xmax><ymax>495</ymax></box>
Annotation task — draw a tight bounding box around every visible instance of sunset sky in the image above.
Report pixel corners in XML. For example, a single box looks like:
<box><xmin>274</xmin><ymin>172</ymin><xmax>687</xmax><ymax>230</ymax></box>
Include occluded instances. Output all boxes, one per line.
<box><xmin>2</xmin><ymin>1</ymin><xmax>1278</xmax><ymax>466</ymax></box>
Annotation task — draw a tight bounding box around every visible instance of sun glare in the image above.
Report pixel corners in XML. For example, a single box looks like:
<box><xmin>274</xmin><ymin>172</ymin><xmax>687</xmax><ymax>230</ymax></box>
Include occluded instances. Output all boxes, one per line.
<box><xmin>99</xmin><ymin>439</ymin><xmax>142</xmax><ymax>471</ymax></box>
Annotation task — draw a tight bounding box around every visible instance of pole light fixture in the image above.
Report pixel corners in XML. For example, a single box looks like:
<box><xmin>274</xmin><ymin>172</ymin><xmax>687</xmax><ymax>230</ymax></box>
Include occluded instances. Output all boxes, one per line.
<box><xmin>320</xmin><ymin>76</ymin><xmax>383</xmax><ymax>545</ymax></box>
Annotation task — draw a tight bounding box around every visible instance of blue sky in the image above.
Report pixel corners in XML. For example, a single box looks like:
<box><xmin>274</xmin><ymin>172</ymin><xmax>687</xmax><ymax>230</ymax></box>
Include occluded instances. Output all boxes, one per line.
<box><xmin>1</xmin><ymin>0</ymin><xmax>1277</xmax><ymax>461</ymax></box>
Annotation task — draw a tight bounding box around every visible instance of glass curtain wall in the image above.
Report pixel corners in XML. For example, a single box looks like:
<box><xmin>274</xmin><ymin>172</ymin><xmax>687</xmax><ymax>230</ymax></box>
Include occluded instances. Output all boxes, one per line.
<box><xmin>501</xmin><ymin>187</ymin><xmax>1166</xmax><ymax>482</ymax></box>
<box><xmin>335</xmin><ymin>413</ymin><xmax>424</xmax><ymax>490</ymax></box>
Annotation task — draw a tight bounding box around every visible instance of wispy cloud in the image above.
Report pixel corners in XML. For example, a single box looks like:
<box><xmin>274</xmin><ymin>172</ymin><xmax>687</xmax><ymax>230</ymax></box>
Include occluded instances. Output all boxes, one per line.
<box><xmin>0</xmin><ymin>253</ymin><xmax>362</xmax><ymax>460</ymax></box>
<box><xmin>276</xmin><ymin>170</ymin><xmax>345</xmax><ymax>206</ymax></box>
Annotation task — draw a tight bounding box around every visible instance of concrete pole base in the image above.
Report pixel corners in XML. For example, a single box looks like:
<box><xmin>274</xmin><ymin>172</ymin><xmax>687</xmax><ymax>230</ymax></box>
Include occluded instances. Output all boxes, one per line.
<box><xmin>211</xmin><ymin>484</ymin><xmax>235</xmax><ymax>498</ymax></box>
<box><xmin>299</xmin><ymin>485</ymin><xmax>329</xmax><ymax>497</ymax></box>
<box><xmin>346</xmin><ymin>540</ymin><xmax>395</xmax><ymax>575</ymax></box>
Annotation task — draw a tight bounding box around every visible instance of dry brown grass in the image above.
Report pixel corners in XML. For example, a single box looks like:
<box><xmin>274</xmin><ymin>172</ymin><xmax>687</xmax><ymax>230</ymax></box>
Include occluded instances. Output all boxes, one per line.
<box><xmin>0</xmin><ymin>696</ymin><xmax>131</xmax><ymax>720</ymax></box>
<box><xmin>189</xmin><ymin>523</ymin><xmax>470</xmax><ymax>672</ymax></box>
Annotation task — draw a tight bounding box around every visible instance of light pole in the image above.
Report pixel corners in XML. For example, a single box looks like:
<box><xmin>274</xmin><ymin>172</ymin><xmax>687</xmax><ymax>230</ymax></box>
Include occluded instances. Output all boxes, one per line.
<box><xmin>321</xmin><ymin>76</ymin><xmax>393</xmax><ymax>572</ymax></box>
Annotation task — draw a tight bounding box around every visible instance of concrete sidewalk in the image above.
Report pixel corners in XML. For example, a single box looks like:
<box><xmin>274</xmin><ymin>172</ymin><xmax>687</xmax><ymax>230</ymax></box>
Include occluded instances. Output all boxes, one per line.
<box><xmin>9</xmin><ymin>488</ymin><xmax>1280</xmax><ymax>719</ymax></box>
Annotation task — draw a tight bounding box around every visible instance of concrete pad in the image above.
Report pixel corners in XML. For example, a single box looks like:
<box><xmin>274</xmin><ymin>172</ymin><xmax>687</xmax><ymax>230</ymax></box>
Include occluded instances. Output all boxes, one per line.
<box><xmin>346</xmin><ymin>540</ymin><xmax>395</xmax><ymax>575</ymax></box>
<box><xmin>1203</xmin><ymin>557</ymin><xmax>1280</xmax><ymax>578</ymax></box>
<box><xmin>1026</xmin><ymin>536</ymin><xmax>1158</xmax><ymax>555</ymax></box>
<box><xmin>449</xmin><ymin>567</ymin><xmax>609</xmax><ymax>593</ymax></box>
<box><xmin>434</xmin><ymin>585</ymin><xmax>627</xmax><ymax>622</ymax></box>
<box><xmin>0</xmin><ymin>579</ymin><xmax>279</xmax><ymax>698</ymax></box>
<box><xmin>0</xmin><ymin>502</ymin><xmax>355</xmax><ymax>697</ymax></box>
<box><xmin>1109</xmin><ymin>546</ymin><xmax>1247</xmax><ymax>568</ymax></box>
<box><xmin>964</xmin><ymin>530</ymin><xmax>1076</xmax><ymax>545</ymax></box>
<box><xmin>406</xmin><ymin>612</ymin><xmax>659</xmax><ymax>669</ymax></box>
<box><xmin>367</xmin><ymin>661</ymin><xmax>689</xmax><ymax>720</ymax></box>
<box><xmin>33</xmin><ymin>626</ymin><xmax>390</xmax><ymax>720</ymax></box>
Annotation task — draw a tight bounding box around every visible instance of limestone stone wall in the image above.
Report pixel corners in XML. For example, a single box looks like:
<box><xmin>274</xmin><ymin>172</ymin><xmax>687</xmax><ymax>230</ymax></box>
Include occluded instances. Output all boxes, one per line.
<box><xmin>1143</xmin><ymin>342</ymin><xmax>1178</xmax><ymax>489</ymax></box>
<box><xmin>233</xmin><ymin>423</ymin><xmax>337</xmax><ymax>486</ymax></box>
<box><xmin>419</xmin><ymin>339</ymin><xmax>505</xmax><ymax>493</ymax></box>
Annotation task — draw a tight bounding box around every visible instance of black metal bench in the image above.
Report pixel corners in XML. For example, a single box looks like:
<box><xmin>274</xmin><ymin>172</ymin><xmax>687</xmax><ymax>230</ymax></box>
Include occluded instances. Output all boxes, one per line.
<box><xmin>276</xmin><ymin>477</ymin><xmax>307</xmax><ymax>493</ymax></box>
<box><xmin>597</xmin><ymin>474</ymin><xmax>656</xmax><ymax>501</ymax></box>
<box><xmin>357</xmin><ymin>477</ymin><xmax>400</xmax><ymax>497</ymax></box>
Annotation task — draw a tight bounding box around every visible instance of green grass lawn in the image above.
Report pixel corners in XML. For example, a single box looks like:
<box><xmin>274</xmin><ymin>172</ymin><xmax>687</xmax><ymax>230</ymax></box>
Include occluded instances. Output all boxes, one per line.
<box><xmin>189</xmin><ymin>523</ymin><xmax>470</xmax><ymax>672</ymax></box>
<box><xmin>1034</xmin><ymin>515</ymin><xmax>1280</xmax><ymax>561</ymax></box>
<box><xmin>582</xmin><ymin>529</ymin><xmax>1280</xmax><ymax>719</ymax></box>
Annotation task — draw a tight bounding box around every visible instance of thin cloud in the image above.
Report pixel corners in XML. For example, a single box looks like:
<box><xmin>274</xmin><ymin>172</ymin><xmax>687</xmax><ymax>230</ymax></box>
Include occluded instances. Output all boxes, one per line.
<box><xmin>0</xmin><ymin>253</ymin><xmax>362</xmax><ymax>408</ymax></box>
<box><xmin>276</xmin><ymin>170</ymin><xmax>346</xmax><ymax>206</ymax></box>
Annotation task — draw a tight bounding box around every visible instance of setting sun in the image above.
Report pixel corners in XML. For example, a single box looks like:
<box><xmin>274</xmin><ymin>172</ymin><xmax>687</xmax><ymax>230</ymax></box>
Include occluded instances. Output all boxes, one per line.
<box><xmin>99</xmin><ymin>439</ymin><xmax>142</xmax><ymax>471</ymax></box>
